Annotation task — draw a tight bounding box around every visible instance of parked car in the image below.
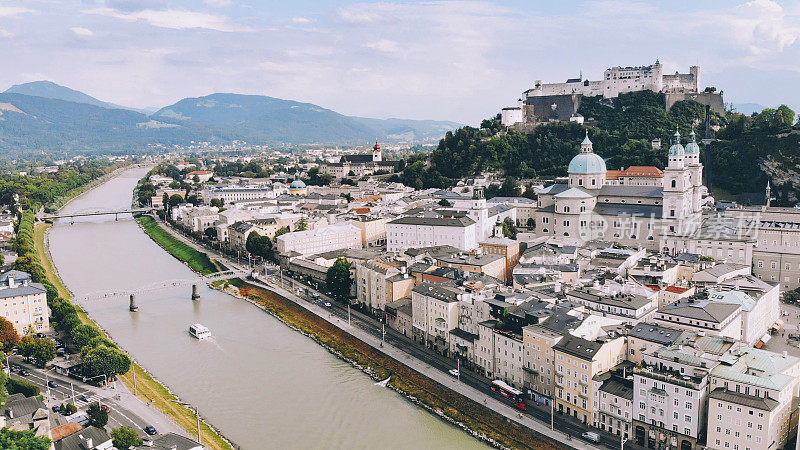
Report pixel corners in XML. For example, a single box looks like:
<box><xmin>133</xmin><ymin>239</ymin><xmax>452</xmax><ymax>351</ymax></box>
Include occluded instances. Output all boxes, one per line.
<box><xmin>311</xmin><ymin>292</ymin><xmax>320</xmax><ymax>300</ymax></box>
<box><xmin>324</xmin><ymin>302</ymin><xmax>332</xmax><ymax>307</ymax></box>
<box><xmin>19</xmin><ymin>369</ymin><xmax>29</xmax><ymax>376</ymax></box>
<box><xmin>51</xmin><ymin>405</ymin><xmax>61</xmax><ymax>413</ymax></box>
<box><xmin>48</xmin><ymin>381</ymin><xmax>58</xmax><ymax>388</ymax></box>
<box><xmin>78</xmin><ymin>395</ymin><xmax>88</xmax><ymax>402</ymax></box>
<box><xmin>513</xmin><ymin>402</ymin><xmax>527</xmax><ymax>411</ymax></box>
<box><xmin>144</xmin><ymin>426</ymin><xmax>158</xmax><ymax>435</ymax></box>
<box><xmin>448</xmin><ymin>369</ymin><xmax>459</xmax><ymax>377</ymax></box>
<box><xmin>581</xmin><ymin>431</ymin><xmax>601</xmax><ymax>443</ymax></box>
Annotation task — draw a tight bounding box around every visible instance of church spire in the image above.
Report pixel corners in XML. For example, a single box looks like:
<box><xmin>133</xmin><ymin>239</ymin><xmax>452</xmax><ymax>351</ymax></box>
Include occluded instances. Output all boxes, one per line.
<box><xmin>581</xmin><ymin>130</ymin><xmax>593</xmax><ymax>153</ymax></box>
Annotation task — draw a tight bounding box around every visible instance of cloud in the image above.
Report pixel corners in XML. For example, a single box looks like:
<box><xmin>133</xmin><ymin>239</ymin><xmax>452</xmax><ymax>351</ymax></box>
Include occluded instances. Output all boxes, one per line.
<box><xmin>104</xmin><ymin>0</ymin><xmax>166</xmax><ymax>12</ymax></box>
<box><xmin>0</xmin><ymin>6</ymin><xmax>36</xmax><ymax>17</ymax></box>
<box><xmin>292</xmin><ymin>17</ymin><xmax>310</xmax><ymax>24</ymax></box>
<box><xmin>363</xmin><ymin>39</ymin><xmax>399</xmax><ymax>53</ymax></box>
<box><xmin>205</xmin><ymin>0</ymin><xmax>233</xmax><ymax>7</ymax></box>
<box><xmin>83</xmin><ymin>7</ymin><xmax>253</xmax><ymax>32</ymax></box>
<box><xmin>0</xmin><ymin>29</ymin><xmax>11</xmax><ymax>38</ymax></box>
<box><xmin>70</xmin><ymin>27</ymin><xmax>94</xmax><ymax>36</ymax></box>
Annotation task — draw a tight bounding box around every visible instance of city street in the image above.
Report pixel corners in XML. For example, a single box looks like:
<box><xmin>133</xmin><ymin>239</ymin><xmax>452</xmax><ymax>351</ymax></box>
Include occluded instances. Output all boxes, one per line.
<box><xmin>8</xmin><ymin>356</ymin><xmax>186</xmax><ymax>439</ymax></box>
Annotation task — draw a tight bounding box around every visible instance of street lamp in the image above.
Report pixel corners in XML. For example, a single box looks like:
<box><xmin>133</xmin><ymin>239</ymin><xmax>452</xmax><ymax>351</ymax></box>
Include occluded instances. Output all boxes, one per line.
<box><xmin>621</xmin><ymin>437</ymin><xmax>628</xmax><ymax>450</ymax></box>
<box><xmin>168</xmin><ymin>400</ymin><xmax>201</xmax><ymax>445</ymax></box>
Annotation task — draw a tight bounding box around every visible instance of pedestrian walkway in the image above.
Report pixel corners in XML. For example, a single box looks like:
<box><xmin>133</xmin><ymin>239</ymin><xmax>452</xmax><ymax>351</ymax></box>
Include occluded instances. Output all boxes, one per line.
<box><xmin>74</xmin><ymin>393</ymin><xmax>104</xmax><ymax>408</ymax></box>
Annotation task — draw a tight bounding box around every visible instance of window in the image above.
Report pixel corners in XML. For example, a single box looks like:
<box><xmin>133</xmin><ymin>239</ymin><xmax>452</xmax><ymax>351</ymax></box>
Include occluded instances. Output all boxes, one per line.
<box><xmin>671</xmin><ymin>180</ymin><xmax>676</xmax><ymax>188</ymax></box>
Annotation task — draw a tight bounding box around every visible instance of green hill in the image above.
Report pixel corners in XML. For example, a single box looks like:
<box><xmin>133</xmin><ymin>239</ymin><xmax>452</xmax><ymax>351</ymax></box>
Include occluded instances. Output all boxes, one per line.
<box><xmin>4</xmin><ymin>81</ymin><xmax>135</xmax><ymax>111</ymax></box>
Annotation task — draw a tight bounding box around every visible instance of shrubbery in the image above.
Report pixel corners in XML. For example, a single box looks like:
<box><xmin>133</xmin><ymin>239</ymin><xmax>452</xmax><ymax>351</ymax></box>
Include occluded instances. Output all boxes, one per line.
<box><xmin>7</xmin><ymin>377</ymin><xmax>41</xmax><ymax>397</ymax></box>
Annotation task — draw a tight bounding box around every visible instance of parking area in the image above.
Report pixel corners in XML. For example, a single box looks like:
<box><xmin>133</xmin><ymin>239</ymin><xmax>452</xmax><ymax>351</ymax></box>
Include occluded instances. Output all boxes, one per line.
<box><xmin>762</xmin><ymin>301</ymin><xmax>800</xmax><ymax>357</ymax></box>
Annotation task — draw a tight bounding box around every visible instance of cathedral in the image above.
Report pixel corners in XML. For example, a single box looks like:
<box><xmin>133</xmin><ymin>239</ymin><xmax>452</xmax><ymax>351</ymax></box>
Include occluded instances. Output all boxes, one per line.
<box><xmin>534</xmin><ymin>130</ymin><xmax>707</xmax><ymax>251</ymax></box>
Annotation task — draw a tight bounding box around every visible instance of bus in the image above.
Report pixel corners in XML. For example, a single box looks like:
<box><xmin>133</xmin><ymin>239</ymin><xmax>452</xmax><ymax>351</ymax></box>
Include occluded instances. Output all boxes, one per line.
<box><xmin>491</xmin><ymin>380</ymin><xmax>523</xmax><ymax>402</ymax></box>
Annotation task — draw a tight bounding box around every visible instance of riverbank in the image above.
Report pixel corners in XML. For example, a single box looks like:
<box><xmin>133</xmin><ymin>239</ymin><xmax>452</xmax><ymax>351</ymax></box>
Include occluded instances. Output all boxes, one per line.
<box><xmin>44</xmin><ymin>163</ymin><xmax>139</xmax><ymax>212</ymax></box>
<box><xmin>35</xmin><ymin>210</ymin><xmax>233</xmax><ymax>448</ymax></box>
<box><xmin>137</xmin><ymin>215</ymin><xmax>221</xmax><ymax>275</ymax></box>
<box><xmin>139</xmin><ymin>215</ymin><xmax>565</xmax><ymax>449</ymax></box>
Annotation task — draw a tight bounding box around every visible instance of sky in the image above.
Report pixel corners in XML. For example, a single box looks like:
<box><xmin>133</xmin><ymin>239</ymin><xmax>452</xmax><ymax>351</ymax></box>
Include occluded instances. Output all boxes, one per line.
<box><xmin>0</xmin><ymin>0</ymin><xmax>799</xmax><ymax>124</ymax></box>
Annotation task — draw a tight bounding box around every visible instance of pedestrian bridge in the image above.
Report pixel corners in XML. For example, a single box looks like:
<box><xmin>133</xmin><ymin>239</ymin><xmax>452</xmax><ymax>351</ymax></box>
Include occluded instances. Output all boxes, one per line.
<box><xmin>40</xmin><ymin>207</ymin><xmax>153</xmax><ymax>222</ymax></box>
<box><xmin>73</xmin><ymin>269</ymin><xmax>248</xmax><ymax>303</ymax></box>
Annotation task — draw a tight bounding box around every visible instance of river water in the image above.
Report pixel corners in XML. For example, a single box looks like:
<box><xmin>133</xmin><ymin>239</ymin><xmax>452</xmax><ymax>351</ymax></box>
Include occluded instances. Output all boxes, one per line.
<box><xmin>48</xmin><ymin>167</ymin><xmax>485</xmax><ymax>449</ymax></box>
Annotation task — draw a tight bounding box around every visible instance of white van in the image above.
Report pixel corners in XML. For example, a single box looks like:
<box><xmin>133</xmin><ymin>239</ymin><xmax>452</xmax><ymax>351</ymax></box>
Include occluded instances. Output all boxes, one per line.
<box><xmin>581</xmin><ymin>431</ymin><xmax>601</xmax><ymax>443</ymax></box>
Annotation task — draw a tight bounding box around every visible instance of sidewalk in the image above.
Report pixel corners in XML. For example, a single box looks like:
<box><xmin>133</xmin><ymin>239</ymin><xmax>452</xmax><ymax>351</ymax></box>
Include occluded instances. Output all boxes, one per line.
<box><xmin>152</xmin><ymin>217</ymin><xmax>600</xmax><ymax>449</ymax></box>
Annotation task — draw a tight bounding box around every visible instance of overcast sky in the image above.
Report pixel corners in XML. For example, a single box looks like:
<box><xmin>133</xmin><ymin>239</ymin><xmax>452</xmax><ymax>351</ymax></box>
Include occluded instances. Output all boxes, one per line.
<box><xmin>0</xmin><ymin>0</ymin><xmax>798</xmax><ymax>123</ymax></box>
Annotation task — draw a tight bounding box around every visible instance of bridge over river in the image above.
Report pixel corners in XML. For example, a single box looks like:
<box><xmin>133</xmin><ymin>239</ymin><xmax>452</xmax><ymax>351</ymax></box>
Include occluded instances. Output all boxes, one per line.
<box><xmin>39</xmin><ymin>207</ymin><xmax>153</xmax><ymax>222</ymax></box>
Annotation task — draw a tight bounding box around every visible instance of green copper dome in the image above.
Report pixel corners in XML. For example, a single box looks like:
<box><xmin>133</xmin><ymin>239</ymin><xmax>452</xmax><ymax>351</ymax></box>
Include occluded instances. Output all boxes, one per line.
<box><xmin>668</xmin><ymin>130</ymin><xmax>684</xmax><ymax>156</ymax></box>
<box><xmin>684</xmin><ymin>129</ymin><xmax>700</xmax><ymax>154</ymax></box>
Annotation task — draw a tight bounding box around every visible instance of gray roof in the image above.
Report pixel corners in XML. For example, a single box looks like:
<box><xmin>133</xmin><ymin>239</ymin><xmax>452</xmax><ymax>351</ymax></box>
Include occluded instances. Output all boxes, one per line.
<box><xmin>4</xmin><ymin>396</ymin><xmax>45</xmax><ymax>418</ymax></box>
<box><xmin>54</xmin><ymin>426</ymin><xmax>111</xmax><ymax>450</ymax></box>
<box><xmin>659</xmin><ymin>300</ymin><xmax>740</xmax><ymax>323</ymax></box>
<box><xmin>629</xmin><ymin>323</ymin><xmax>684</xmax><ymax>345</ymax></box>
<box><xmin>450</xmin><ymin>328</ymin><xmax>478</xmax><ymax>342</ymax></box>
<box><xmin>709</xmin><ymin>387</ymin><xmax>779</xmax><ymax>412</ymax></box>
<box><xmin>553</xmin><ymin>335</ymin><xmax>603</xmax><ymax>361</ymax></box>
<box><xmin>599</xmin><ymin>376</ymin><xmax>634</xmax><ymax>401</ymax></box>
<box><xmin>412</xmin><ymin>283</ymin><xmax>461</xmax><ymax>303</ymax></box>
<box><xmin>388</xmin><ymin>216</ymin><xmax>475</xmax><ymax>227</ymax></box>
<box><xmin>593</xmin><ymin>203</ymin><xmax>663</xmax><ymax>219</ymax></box>
<box><xmin>538</xmin><ymin>184</ymin><xmax>570</xmax><ymax>195</ymax></box>
<box><xmin>436</xmin><ymin>253</ymin><xmax>504</xmax><ymax>266</ymax></box>
<box><xmin>0</xmin><ymin>270</ymin><xmax>32</xmax><ymax>283</ymax></box>
<box><xmin>0</xmin><ymin>283</ymin><xmax>47</xmax><ymax>299</ymax></box>
<box><xmin>568</xmin><ymin>288</ymin><xmax>652</xmax><ymax>310</ymax></box>
<box><xmin>487</xmin><ymin>196</ymin><xmax>537</xmax><ymax>205</ymax></box>
<box><xmin>598</xmin><ymin>185</ymin><xmax>663</xmax><ymax>198</ymax></box>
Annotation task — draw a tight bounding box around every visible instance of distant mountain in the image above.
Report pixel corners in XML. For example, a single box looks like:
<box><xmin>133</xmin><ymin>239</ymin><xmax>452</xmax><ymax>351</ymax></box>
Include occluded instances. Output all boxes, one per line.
<box><xmin>152</xmin><ymin>93</ymin><xmax>462</xmax><ymax>145</ymax></box>
<box><xmin>730</xmin><ymin>103</ymin><xmax>767</xmax><ymax>115</ymax></box>
<box><xmin>4</xmin><ymin>81</ymin><xmax>139</xmax><ymax>112</ymax></box>
<box><xmin>0</xmin><ymin>93</ymin><xmax>218</xmax><ymax>155</ymax></box>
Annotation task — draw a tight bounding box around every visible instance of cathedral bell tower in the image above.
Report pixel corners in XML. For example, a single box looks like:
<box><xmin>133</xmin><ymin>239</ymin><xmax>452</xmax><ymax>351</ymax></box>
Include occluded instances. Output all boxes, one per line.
<box><xmin>372</xmin><ymin>141</ymin><xmax>382</xmax><ymax>162</ymax></box>
<box><xmin>662</xmin><ymin>130</ymin><xmax>692</xmax><ymax>225</ymax></box>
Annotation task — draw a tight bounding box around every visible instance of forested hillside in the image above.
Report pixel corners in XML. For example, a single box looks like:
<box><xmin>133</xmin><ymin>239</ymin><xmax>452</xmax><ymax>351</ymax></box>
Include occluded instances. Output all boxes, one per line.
<box><xmin>397</xmin><ymin>91</ymin><xmax>800</xmax><ymax>203</ymax></box>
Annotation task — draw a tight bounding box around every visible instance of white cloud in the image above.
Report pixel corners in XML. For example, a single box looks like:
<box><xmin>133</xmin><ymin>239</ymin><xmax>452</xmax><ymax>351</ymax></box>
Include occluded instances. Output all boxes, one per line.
<box><xmin>70</xmin><ymin>27</ymin><xmax>94</xmax><ymax>36</ymax></box>
<box><xmin>292</xmin><ymin>17</ymin><xmax>310</xmax><ymax>24</ymax></box>
<box><xmin>83</xmin><ymin>7</ymin><xmax>253</xmax><ymax>32</ymax></box>
<box><xmin>0</xmin><ymin>6</ymin><xmax>35</xmax><ymax>17</ymax></box>
<box><xmin>363</xmin><ymin>39</ymin><xmax>399</xmax><ymax>53</ymax></box>
<box><xmin>0</xmin><ymin>29</ymin><xmax>11</xmax><ymax>38</ymax></box>
<box><xmin>204</xmin><ymin>0</ymin><xmax>232</xmax><ymax>7</ymax></box>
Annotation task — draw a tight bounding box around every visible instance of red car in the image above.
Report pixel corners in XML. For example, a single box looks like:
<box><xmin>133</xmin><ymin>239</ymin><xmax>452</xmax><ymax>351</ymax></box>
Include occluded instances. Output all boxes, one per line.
<box><xmin>514</xmin><ymin>402</ymin><xmax>527</xmax><ymax>411</ymax></box>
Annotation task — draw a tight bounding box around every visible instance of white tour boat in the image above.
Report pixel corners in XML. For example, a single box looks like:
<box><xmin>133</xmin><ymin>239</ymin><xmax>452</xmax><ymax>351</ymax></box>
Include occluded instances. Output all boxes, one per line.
<box><xmin>189</xmin><ymin>323</ymin><xmax>211</xmax><ymax>340</ymax></box>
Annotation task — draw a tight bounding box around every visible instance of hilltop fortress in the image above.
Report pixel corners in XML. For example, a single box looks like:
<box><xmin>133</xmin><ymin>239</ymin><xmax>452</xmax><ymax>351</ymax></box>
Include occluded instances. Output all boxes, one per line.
<box><xmin>501</xmin><ymin>60</ymin><xmax>724</xmax><ymax>126</ymax></box>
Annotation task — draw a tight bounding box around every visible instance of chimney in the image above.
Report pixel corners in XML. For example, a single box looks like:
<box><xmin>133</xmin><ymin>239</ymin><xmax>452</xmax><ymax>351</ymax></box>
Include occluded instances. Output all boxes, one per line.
<box><xmin>7</xmin><ymin>276</ymin><xmax>14</xmax><ymax>288</ymax></box>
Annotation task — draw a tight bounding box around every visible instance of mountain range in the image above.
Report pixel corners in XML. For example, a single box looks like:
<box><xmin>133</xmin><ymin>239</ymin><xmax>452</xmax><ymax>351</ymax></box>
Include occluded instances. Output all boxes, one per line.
<box><xmin>0</xmin><ymin>81</ymin><xmax>462</xmax><ymax>156</ymax></box>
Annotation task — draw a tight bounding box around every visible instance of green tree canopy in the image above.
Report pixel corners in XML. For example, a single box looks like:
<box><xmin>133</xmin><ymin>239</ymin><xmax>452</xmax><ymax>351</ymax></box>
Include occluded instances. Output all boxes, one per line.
<box><xmin>111</xmin><ymin>426</ymin><xmax>142</xmax><ymax>449</ymax></box>
<box><xmin>87</xmin><ymin>402</ymin><xmax>109</xmax><ymax>428</ymax></box>
<box><xmin>0</xmin><ymin>316</ymin><xmax>20</xmax><ymax>351</ymax></box>
<box><xmin>0</xmin><ymin>428</ymin><xmax>51</xmax><ymax>450</ymax></box>
<box><xmin>83</xmin><ymin>344</ymin><xmax>131</xmax><ymax>379</ymax></box>
<box><xmin>326</xmin><ymin>257</ymin><xmax>353</xmax><ymax>302</ymax></box>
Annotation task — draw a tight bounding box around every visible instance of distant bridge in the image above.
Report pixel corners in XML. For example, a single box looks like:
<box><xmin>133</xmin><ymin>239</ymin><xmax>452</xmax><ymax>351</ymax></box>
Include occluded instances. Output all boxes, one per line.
<box><xmin>40</xmin><ymin>207</ymin><xmax>153</xmax><ymax>222</ymax></box>
<box><xmin>73</xmin><ymin>270</ymin><xmax>248</xmax><ymax>304</ymax></box>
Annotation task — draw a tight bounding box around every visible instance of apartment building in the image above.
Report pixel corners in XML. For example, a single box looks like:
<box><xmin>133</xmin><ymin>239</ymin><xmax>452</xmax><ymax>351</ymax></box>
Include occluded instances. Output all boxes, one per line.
<box><xmin>566</xmin><ymin>287</ymin><xmax>657</xmax><ymax>325</ymax></box>
<box><xmin>0</xmin><ymin>271</ymin><xmax>49</xmax><ymax>335</ymax></box>
<box><xmin>276</xmin><ymin>223</ymin><xmax>361</xmax><ymax>257</ymax></box>
<box><xmin>593</xmin><ymin>373</ymin><xmax>633</xmax><ymax>439</ymax></box>
<box><xmin>479</xmin><ymin>237</ymin><xmax>521</xmax><ymax>282</ymax></box>
<box><xmin>552</xmin><ymin>334</ymin><xmax>626</xmax><ymax>425</ymax></box>
<box><xmin>626</xmin><ymin>323</ymin><xmax>686</xmax><ymax>364</ymax></box>
<box><xmin>411</xmin><ymin>283</ymin><xmax>461</xmax><ymax>354</ymax></box>
<box><xmin>476</xmin><ymin>321</ymin><xmax>526</xmax><ymax>389</ymax></box>
<box><xmin>355</xmin><ymin>260</ymin><xmax>413</xmax><ymax>313</ymax></box>
<box><xmin>522</xmin><ymin>325</ymin><xmax>562</xmax><ymax>405</ymax></box>
<box><xmin>654</xmin><ymin>300</ymin><xmax>742</xmax><ymax>341</ymax></box>
<box><xmin>386</xmin><ymin>216</ymin><xmax>477</xmax><ymax>253</ymax></box>
<box><xmin>706</xmin><ymin>345</ymin><xmax>800</xmax><ymax>450</ymax></box>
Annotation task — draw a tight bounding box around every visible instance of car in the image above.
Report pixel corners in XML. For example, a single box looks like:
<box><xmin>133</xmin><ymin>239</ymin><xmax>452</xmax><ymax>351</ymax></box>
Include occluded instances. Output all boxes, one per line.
<box><xmin>78</xmin><ymin>395</ymin><xmax>88</xmax><ymax>402</ymax></box>
<box><xmin>144</xmin><ymin>426</ymin><xmax>158</xmax><ymax>435</ymax></box>
<box><xmin>324</xmin><ymin>302</ymin><xmax>332</xmax><ymax>307</ymax></box>
<box><xmin>48</xmin><ymin>381</ymin><xmax>58</xmax><ymax>388</ymax></box>
<box><xmin>448</xmin><ymin>369</ymin><xmax>459</xmax><ymax>377</ymax></box>
<box><xmin>19</xmin><ymin>369</ymin><xmax>29</xmax><ymax>376</ymax></box>
<box><xmin>513</xmin><ymin>402</ymin><xmax>527</xmax><ymax>411</ymax></box>
<box><xmin>581</xmin><ymin>431</ymin><xmax>601</xmax><ymax>443</ymax></box>
<box><xmin>311</xmin><ymin>292</ymin><xmax>320</xmax><ymax>300</ymax></box>
<box><xmin>51</xmin><ymin>405</ymin><xmax>61</xmax><ymax>413</ymax></box>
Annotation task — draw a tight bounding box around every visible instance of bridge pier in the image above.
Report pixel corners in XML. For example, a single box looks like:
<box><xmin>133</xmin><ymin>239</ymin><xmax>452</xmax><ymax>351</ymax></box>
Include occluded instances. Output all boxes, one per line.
<box><xmin>129</xmin><ymin>294</ymin><xmax>138</xmax><ymax>312</ymax></box>
<box><xmin>192</xmin><ymin>284</ymin><xmax>200</xmax><ymax>301</ymax></box>
<box><xmin>115</xmin><ymin>213</ymin><xmax>118</xmax><ymax>221</ymax></box>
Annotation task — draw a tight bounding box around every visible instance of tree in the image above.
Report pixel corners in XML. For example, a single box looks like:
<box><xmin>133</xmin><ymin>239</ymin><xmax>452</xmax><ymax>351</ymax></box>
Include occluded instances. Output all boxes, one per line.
<box><xmin>326</xmin><ymin>258</ymin><xmax>352</xmax><ymax>302</ymax></box>
<box><xmin>274</xmin><ymin>226</ymin><xmax>290</xmax><ymax>239</ymax></box>
<box><xmin>295</xmin><ymin>218</ymin><xmax>308</xmax><ymax>232</ymax></box>
<box><xmin>0</xmin><ymin>316</ymin><xmax>19</xmax><ymax>351</ymax></box>
<box><xmin>526</xmin><ymin>217</ymin><xmax>536</xmax><ymax>228</ymax></box>
<box><xmin>87</xmin><ymin>402</ymin><xmax>109</xmax><ymax>428</ymax></box>
<box><xmin>204</xmin><ymin>227</ymin><xmax>217</xmax><ymax>240</ymax></box>
<box><xmin>112</xmin><ymin>426</ymin><xmax>142</xmax><ymax>449</ymax></box>
<box><xmin>83</xmin><ymin>345</ymin><xmax>131</xmax><ymax>379</ymax></box>
<box><xmin>10</xmin><ymin>256</ymin><xmax>45</xmax><ymax>282</ymax></box>
<box><xmin>168</xmin><ymin>194</ymin><xmax>183</xmax><ymax>208</ymax></box>
<box><xmin>246</xmin><ymin>232</ymin><xmax>272</xmax><ymax>260</ymax></box>
<box><xmin>17</xmin><ymin>335</ymin><xmax>35</xmax><ymax>361</ymax></box>
<box><xmin>71</xmin><ymin>324</ymin><xmax>100</xmax><ymax>351</ymax></box>
<box><xmin>438</xmin><ymin>199</ymin><xmax>452</xmax><ymax>207</ymax></box>
<box><xmin>501</xmin><ymin>217</ymin><xmax>518</xmax><ymax>240</ymax></box>
<box><xmin>193</xmin><ymin>174</ymin><xmax>200</xmax><ymax>183</ymax></box>
<box><xmin>0</xmin><ymin>428</ymin><xmax>51</xmax><ymax>450</ymax></box>
<box><xmin>30</xmin><ymin>337</ymin><xmax>56</xmax><ymax>368</ymax></box>
<box><xmin>210</xmin><ymin>198</ymin><xmax>224</xmax><ymax>208</ymax></box>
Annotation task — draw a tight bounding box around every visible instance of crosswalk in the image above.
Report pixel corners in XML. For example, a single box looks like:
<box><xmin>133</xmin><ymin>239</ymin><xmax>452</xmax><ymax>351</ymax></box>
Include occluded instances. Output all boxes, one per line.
<box><xmin>74</xmin><ymin>393</ymin><xmax>104</xmax><ymax>408</ymax></box>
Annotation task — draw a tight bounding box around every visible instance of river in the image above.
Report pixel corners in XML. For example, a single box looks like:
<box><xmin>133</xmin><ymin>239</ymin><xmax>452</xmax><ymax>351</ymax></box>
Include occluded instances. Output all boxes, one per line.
<box><xmin>47</xmin><ymin>167</ymin><xmax>485</xmax><ymax>449</ymax></box>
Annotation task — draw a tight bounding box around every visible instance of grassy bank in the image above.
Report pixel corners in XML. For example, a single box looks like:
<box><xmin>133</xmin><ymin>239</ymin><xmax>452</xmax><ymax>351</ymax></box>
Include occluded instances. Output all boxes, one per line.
<box><xmin>224</xmin><ymin>278</ymin><xmax>564</xmax><ymax>450</ymax></box>
<box><xmin>34</xmin><ymin>223</ymin><xmax>232</xmax><ymax>449</ymax></box>
<box><xmin>137</xmin><ymin>215</ymin><xmax>218</xmax><ymax>275</ymax></box>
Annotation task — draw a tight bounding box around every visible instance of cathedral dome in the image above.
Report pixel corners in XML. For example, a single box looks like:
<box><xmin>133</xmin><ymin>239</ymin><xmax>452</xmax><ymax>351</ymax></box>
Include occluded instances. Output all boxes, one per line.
<box><xmin>290</xmin><ymin>179</ymin><xmax>307</xmax><ymax>189</ymax></box>
<box><xmin>668</xmin><ymin>130</ymin><xmax>684</xmax><ymax>156</ymax></box>
<box><xmin>568</xmin><ymin>152</ymin><xmax>607</xmax><ymax>174</ymax></box>
<box><xmin>684</xmin><ymin>130</ymin><xmax>699</xmax><ymax>154</ymax></box>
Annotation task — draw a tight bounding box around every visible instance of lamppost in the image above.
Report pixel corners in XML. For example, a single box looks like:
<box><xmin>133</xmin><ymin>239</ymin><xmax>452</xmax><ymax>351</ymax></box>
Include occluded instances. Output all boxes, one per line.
<box><xmin>621</xmin><ymin>437</ymin><xmax>628</xmax><ymax>450</ymax></box>
<box><xmin>169</xmin><ymin>400</ymin><xmax>201</xmax><ymax>445</ymax></box>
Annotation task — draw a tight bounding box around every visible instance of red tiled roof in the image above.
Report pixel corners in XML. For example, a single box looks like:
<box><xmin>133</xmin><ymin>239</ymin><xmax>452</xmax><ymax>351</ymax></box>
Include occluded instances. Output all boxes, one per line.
<box><xmin>607</xmin><ymin>166</ymin><xmax>663</xmax><ymax>179</ymax></box>
<box><xmin>51</xmin><ymin>423</ymin><xmax>83</xmax><ymax>441</ymax></box>
<box><xmin>605</xmin><ymin>170</ymin><xmax>623</xmax><ymax>180</ymax></box>
<box><xmin>349</xmin><ymin>207</ymin><xmax>371</xmax><ymax>214</ymax></box>
<box><xmin>645</xmin><ymin>284</ymin><xmax>661</xmax><ymax>292</ymax></box>
<box><xmin>665</xmin><ymin>286</ymin><xmax>691</xmax><ymax>294</ymax></box>
<box><xmin>187</xmin><ymin>170</ymin><xmax>212</xmax><ymax>175</ymax></box>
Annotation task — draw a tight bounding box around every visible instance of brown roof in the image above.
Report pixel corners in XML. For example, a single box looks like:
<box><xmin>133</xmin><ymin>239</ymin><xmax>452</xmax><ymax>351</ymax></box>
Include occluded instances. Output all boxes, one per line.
<box><xmin>51</xmin><ymin>422</ymin><xmax>83</xmax><ymax>441</ymax></box>
<box><xmin>606</xmin><ymin>166</ymin><xmax>663</xmax><ymax>180</ymax></box>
